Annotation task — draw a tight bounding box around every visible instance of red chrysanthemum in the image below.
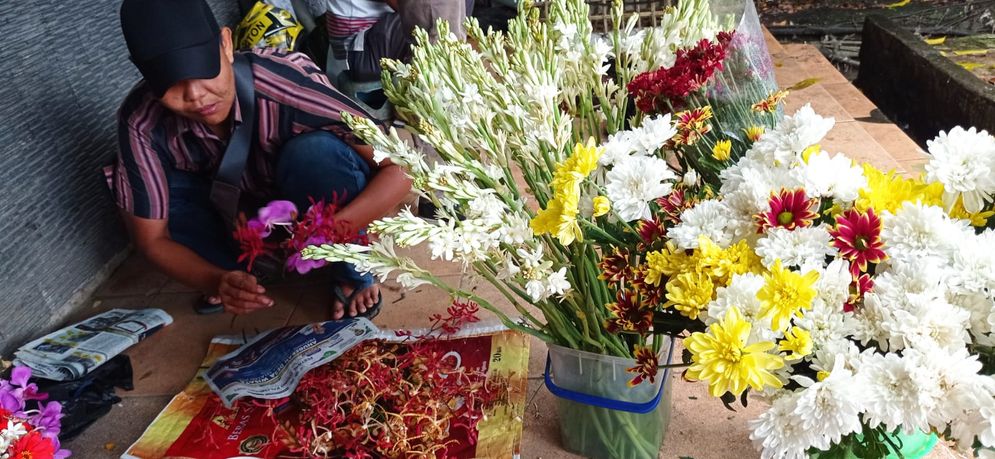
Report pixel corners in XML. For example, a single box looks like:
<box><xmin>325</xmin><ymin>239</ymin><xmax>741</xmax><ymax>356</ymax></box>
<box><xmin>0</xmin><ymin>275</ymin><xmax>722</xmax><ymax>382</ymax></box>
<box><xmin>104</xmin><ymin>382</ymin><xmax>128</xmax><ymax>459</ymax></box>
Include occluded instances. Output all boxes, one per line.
<box><xmin>656</xmin><ymin>189</ymin><xmax>694</xmax><ymax>225</ymax></box>
<box><xmin>829</xmin><ymin>208</ymin><xmax>887</xmax><ymax>276</ymax></box>
<box><xmin>844</xmin><ymin>273</ymin><xmax>875</xmax><ymax>312</ymax></box>
<box><xmin>626</xmin><ymin>345</ymin><xmax>660</xmax><ymax>387</ymax></box>
<box><xmin>637</xmin><ymin>217</ymin><xmax>667</xmax><ymax>248</ymax></box>
<box><xmin>672</xmin><ymin>106</ymin><xmax>714</xmax><ymax>146</ymax></box>
<box><xmin>630</xmin><ymin>265</ymin><xmax>668</xmax><ymax>306</ymax></box>
<box><xmin>599</xmin><ymin>248</ymin><xmax>632</xmax><ymax>283</ymax></box>
<box><xmin>8</xmin><ymin>430</ymin><xmax>56</xmax><ymax>459</ymax></box>
<box><xmin>626</xmin><ymin>33</ymin><xmax>734</xmax><ymax>114</ymax></box>
<box><xmin>605</xmin><ymin>289</ymin><xmax>653</xmax><ymax>334</ymax></box>
<box><xmin>756</xmin><ymin>189</ymin><xmax>819</xmax><ymax>232</ymax></box>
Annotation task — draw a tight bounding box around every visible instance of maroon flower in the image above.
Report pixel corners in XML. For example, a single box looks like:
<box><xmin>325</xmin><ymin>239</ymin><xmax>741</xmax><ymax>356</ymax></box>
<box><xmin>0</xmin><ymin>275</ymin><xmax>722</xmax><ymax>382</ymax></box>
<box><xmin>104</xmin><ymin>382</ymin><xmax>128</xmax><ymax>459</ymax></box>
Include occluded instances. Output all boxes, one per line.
<box><xmin>626</xmin><ymin>345</ymin><xmax>659</xmax><ymax>387</ymax></box>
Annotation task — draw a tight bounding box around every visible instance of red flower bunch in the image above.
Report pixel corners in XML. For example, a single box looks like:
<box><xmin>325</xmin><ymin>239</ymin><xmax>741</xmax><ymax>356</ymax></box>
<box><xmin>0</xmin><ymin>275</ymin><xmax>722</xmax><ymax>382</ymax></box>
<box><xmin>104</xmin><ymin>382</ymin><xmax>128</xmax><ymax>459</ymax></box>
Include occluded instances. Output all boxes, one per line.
<box><xmin>255</xmin><ymin>336</ymin><xmax>505</xmax><ymax>457</ymax></box>
<box><xmin>627</xmin><ymin>31</ymin><xmax>735</xmax><ymax>114</ymax></box>
<box><xmin>233</xmin><ymin>195</ymin><xmax>369</xmax><ymax>274</ymax></box>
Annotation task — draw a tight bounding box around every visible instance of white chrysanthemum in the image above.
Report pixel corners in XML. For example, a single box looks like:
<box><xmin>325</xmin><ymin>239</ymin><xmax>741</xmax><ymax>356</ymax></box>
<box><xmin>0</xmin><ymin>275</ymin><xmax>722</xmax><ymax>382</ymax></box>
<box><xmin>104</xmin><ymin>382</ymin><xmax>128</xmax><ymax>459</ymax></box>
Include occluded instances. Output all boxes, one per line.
<box><xmin>796</xmin><ymin>298</ymin><xmax>854</xmax><ymax>354</ymax></box>
<box><xmin>605</xmin><ymin>155</ymin><xmax>677</xmax><ymax>221</ymax></box>
<box><xmin>798</xmin><ymin>150</ymin><xmax>867</xmax><ymax>202</ymax></box>
<box><xmin>808</xmin><ymin>339</ymin><xmax>861</xmax><ymax>375</ymax></box>
<box><xmin>949</xmin><ymin>229</ymin><xmax>995</xmax><ymax>294</ymax></box>
<box><xmin>881</xmin><ymin>201</ymin><xmax>971</xmax><ymax>266</ymax></box>
<box><xmin>747</xmin><ymin>104</ymin><xmax>836</xmax><ymax>166</ymax></box>
<box><xmin>856</xmin><ymin>351</ymin><xmax>939</xmax><ymax>434</ymax></box>
<box><xmin>749</xmin><ymin>392</ymin><xmax>816</xmax><ymax>459</ymax></box>
<box><xmin>669</xmin><ymin>200</ymin><xmax>752</xmax><ymax>249</ymax></box>
<box><xmin>926</xmin><ymin>126</ymin><xmax>995</xmax><ymax>213</ymax></box>
<box><xmin>813</xmin><ymin>259</ymin><xmax>852</xmax><ymax>311</ymax></box>
<box><xmin>755</xmin><ymin>226</ymin><xmax>837</xmax><ymax>273</ymax></box>
<box><xmin>917</xmin><ymin>347</ymin><xmax>988</xmax><ymax>430</ymax></box>
<box><xmin>871</xmin><ymin>262</ymin><xmax>951</xmax><ymax>307</ymax></box>
<box><xmin>948</xmin><ymin>376</ymin><xmax>995</xmax><ymax>450</ymax></box>
<box><xmin>599</xmin><ymin>130</ymin><xmax>637</xmax><ymax>166</ymax></box>
<box><xmin>847</xmin><ymin>292</ymin><xmax>894</xmax><ymax>348</ymax></box>
<box><xmin>706</xmin><ymin>273</ymin><xmax>777</xmax><ymax>343</ymax></box>
<box><xmin>720</xmin><ymin>158</ymin><xmax>802</xmax><ymax>216</ymax></box>
<box><xmin>632</xmin><ymin>113</ymin><xmax>677</xmax><ymax>155</ymax></box>
<box><xmin>792</xmin><ymin>360</ymin><xmax>864</xmax><ymax>451</ymax></box>
<box><xmin>879</xmin><ymin>294</ymin><xmax>971</xmax><ymax>352</ymax></box>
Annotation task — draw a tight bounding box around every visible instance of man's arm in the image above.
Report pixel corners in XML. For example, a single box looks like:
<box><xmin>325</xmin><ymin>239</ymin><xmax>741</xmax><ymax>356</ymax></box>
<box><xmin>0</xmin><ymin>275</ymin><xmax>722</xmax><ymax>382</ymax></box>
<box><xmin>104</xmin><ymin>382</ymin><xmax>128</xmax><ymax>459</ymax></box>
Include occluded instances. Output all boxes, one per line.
<box><xmin>121</xmin><ymin>212</ymin><xmax>274</xmax><ymax>314</ymax></box>
<box><xmin>333</xmin><ymin>143</ymin><xmax>413</xmax><ymax>232</ymax></box>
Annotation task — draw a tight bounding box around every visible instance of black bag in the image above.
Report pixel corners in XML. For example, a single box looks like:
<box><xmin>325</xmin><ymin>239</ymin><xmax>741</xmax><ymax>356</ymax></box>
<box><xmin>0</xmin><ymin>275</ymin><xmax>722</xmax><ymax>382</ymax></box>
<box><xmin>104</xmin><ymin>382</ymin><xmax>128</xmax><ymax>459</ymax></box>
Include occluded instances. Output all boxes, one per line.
<box><xmin>34</xmin><ymin>355</ymin><xmax>134</xmax><ymax>441</ymax></box>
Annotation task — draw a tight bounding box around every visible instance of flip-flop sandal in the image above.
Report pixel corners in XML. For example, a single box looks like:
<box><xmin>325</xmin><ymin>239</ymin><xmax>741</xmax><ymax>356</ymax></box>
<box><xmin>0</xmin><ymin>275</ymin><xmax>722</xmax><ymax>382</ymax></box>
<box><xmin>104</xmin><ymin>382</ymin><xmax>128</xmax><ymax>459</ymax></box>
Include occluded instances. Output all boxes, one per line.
<box><xmin>332</xmin><ymin>284</ymin><xmax>384</xmax><ymax>320</ymax></box>
<box><xmin>194</xmin><ymin>296</ymin><xmax>224</xmax><ymax>315</ymax></box>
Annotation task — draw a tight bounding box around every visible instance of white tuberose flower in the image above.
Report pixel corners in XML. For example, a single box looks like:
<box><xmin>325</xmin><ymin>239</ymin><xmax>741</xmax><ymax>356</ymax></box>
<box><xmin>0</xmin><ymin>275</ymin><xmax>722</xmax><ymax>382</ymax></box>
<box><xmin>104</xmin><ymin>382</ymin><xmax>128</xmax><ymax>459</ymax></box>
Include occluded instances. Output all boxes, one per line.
<box><xmin>605</xmin><ymin>156</ymin><xmax>676</xmax><ymax>221</ymax></box>
<box><xmin>926</xmin><ymin>126</ymin><xmax>995</xmax><ymax>213</ymax></box>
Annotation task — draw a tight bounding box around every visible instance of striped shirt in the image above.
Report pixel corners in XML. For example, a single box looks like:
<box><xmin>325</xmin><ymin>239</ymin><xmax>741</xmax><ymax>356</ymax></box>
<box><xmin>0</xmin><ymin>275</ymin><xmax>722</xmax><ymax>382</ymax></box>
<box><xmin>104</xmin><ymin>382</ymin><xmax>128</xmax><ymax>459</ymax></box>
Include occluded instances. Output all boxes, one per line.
<box><xmin>325</xmin><ymin>0</ymin><xmax>391</xmax><ymax>39</ymax></box>
<box><xmin>107</xmin><ymin>48</ymin><xmax>378</xmax><ymax>220</ymax></box>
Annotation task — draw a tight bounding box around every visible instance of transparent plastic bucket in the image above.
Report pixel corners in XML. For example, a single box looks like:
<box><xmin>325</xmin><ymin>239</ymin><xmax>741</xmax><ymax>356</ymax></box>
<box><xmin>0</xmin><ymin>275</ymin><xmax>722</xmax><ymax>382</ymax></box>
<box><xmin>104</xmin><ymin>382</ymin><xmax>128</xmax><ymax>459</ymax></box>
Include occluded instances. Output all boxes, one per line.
<box><xmin>544</xmin><ymin>338</ymin><xmax>675</xmax><ymax>459</ymax></box>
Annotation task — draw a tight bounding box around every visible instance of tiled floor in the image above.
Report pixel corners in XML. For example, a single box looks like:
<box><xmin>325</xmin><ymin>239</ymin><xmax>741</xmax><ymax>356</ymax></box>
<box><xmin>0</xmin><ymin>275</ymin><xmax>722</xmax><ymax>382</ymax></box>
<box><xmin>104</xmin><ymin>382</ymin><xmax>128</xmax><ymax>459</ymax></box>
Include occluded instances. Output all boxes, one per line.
<box><xmin>63</xmin><ymin>34</ymin><xmax>963</xmax><ymax>459</ymax></box>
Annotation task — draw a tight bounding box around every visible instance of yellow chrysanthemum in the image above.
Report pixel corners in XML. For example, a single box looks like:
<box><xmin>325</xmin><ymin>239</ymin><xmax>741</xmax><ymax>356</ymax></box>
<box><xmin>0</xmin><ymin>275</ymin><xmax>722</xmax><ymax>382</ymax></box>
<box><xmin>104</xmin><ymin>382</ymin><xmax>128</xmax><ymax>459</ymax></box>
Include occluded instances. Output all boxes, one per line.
<box><xmin>856</xmin><ymin>164</ymin><xmax>944</xmax><ymax>214</ymax></box>
<box><xmin>948</xmin><ymin>195</ymin><xmax>995</xmax><ymax>227</ymax></box>
<box><xmin>712</xmin><ymin>139</ymin><xmax>732</xmax><ymax>161</ymax></box>
<box><xmin>592</xmin><ymin>196</ymin><xmax>611</xmax><ymax>217</ymax></box>
<box><xmin>532</xmin><ymin>141</ymin><xmax>603</xmax><ymax>246</ymax></box>
<box><xmin>743</xmin><ymin>125</ymin><xmax>765</xmax><ymax>143</ymax></box>
<box><xmin>664</xmin><ymin>271</ymin><xmax>714</xmax><ymax>320</ymax></box>
<box><xmin>693</xmin><ymin>237</ymin><xmax>762</xmax><ymax>287</ymax></box>
<box><xmin>778</xmin><ymin>327</ymin><xmax>813</xmax><ymax>360</ymax></box>
<box><xmin>757</xmin><ymin>260</ymin><xmax>820</xmax><ymax>332</ymax></box>
<box><xmin>643</xmin><ymin>242</ymin><xmax>693</xmax><ymax>286</ymax></box>
<box><xmin>685</xmin><ymin>307</ymin><xmax>785</xmax><ymax>397</ymax></box>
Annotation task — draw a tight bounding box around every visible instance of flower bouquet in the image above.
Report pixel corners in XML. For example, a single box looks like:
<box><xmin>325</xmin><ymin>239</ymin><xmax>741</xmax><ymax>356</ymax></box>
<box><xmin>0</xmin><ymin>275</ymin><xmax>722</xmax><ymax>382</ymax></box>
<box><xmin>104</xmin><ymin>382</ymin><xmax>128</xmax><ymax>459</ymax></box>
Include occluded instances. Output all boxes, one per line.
<box><xmin>1</xmin><ymin>366</ymin><xmax>69</xmax><ymax>459</ymax></box>
<box><xmin>296</xmin><ymin>0</ymin><xmax>785</xmax><ymax>456</ymax></box>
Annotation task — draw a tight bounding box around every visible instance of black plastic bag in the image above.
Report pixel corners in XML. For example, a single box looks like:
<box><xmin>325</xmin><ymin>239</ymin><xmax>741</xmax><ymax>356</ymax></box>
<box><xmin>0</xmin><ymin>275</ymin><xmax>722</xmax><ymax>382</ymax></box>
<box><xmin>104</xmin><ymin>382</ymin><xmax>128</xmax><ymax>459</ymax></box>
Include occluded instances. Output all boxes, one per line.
<box><xmin>34</xmin><ymin>354</ymin><xmax>134</xmax><ymax>441</ymax></box>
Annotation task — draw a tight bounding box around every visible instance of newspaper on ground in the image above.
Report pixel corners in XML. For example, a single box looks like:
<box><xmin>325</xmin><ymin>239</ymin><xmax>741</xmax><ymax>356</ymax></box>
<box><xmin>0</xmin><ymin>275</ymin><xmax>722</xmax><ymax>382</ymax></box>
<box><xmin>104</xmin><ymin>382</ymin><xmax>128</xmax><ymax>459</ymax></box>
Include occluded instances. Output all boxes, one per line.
<box><xmin>14</xmin><ymin>308</ymin><xmax>172</xmax><ymax>381</ymax></box>
<box><xmin>204</xmin><ymin>317</ymin><xmax>377</xmax><ymax>407</ymax></box>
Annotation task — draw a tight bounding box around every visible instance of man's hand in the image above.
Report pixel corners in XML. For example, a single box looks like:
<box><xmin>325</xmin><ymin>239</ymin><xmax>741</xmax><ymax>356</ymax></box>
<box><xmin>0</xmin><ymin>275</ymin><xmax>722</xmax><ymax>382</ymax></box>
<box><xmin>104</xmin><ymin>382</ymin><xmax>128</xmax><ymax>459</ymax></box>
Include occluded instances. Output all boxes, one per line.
<box><xmin>218</xmin><ymin>271</ymin><xmax>274</xmax><ymax>314</ymax></box>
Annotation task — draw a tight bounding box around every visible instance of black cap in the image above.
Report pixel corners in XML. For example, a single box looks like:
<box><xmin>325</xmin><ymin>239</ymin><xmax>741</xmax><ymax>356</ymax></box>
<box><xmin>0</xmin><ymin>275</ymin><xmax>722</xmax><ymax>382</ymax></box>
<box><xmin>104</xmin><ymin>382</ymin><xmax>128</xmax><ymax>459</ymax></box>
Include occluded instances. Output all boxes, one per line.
<box><xmin>120</xmin><ymin>0</ymin><xmax>222</xmax><ymax>97</ymax></box>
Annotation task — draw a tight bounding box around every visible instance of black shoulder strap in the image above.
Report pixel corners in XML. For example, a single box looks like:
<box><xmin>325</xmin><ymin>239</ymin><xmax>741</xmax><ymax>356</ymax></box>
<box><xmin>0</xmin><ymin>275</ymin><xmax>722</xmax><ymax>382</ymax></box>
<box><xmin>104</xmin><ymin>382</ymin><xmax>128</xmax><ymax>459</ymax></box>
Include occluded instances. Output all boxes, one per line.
<box><xmin>210</xmin><ymin>53</ymin><xmax>256</xmax><ymax>229</ymax></box>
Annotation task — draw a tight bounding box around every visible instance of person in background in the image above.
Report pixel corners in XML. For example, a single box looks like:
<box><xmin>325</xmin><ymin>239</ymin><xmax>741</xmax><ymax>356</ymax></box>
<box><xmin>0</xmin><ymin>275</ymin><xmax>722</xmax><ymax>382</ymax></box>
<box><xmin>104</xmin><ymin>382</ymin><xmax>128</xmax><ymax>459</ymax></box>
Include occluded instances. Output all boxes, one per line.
<box><xmin>304</xmin><ymin>0</ymin><xmax>472</xmax><ymax>81</ymax></box>
<box><xmin>109</xmin><ymin>0</ymin><xmax>411</xmax><ymax>319</ymax></box>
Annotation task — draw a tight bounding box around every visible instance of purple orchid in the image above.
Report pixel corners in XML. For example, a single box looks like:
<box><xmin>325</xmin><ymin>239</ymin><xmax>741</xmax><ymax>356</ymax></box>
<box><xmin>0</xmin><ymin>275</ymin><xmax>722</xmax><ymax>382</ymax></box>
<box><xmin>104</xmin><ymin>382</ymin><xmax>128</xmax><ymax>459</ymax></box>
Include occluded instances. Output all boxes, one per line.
<box><xmin>285</xmin><ymin>235</ymin><xmax>328</xmax><ymax>274</ymax></box>
<box><xmin>258</xmin><ymin>200</ymin><xmax>298</xmax><ymax>230</ymax></box>
<box><xmin>30</xmin><ymin>400</ymin><xmax>63</xmax><ymax>438</ymax></box>
<box><xmin>1</xmin><ymin>366</ymin><xmax>46</xmax><ymax>414</ymax></box>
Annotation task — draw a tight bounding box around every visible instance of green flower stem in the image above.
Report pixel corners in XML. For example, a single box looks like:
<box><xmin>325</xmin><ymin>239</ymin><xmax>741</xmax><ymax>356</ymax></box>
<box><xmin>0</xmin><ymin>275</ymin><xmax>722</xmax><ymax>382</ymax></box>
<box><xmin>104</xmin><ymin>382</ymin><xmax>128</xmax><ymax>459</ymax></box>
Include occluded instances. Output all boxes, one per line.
<box><xmin>580</xmin><ymin>219</ymin><xmax>626</xmax><ymax>246</ymax></box>
<box><xmin>423</xmin><ymin>275</ymin><xmax>554</xmax><ymax>342</ymax></box>
<box><xmin>473</xmin><ymin>261</ymin><xmax>546</xmax><ymax>329</ymax></box>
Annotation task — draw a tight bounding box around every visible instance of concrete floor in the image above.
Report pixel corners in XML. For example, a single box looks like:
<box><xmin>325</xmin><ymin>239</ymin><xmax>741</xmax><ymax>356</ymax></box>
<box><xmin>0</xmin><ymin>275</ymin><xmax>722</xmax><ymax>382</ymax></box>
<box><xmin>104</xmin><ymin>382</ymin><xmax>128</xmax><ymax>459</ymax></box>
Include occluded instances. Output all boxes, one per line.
<box><xmin>63</xmin><ymin>33</ymin><xmax>965</xmax><ymax>458</ymax></box>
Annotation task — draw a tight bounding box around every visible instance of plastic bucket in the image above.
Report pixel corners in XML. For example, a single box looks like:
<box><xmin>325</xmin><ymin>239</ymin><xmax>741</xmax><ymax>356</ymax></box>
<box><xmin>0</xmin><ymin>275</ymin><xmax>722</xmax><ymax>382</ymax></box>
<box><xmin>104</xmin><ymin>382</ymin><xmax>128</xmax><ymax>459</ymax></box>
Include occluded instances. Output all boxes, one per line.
<box><xmin>544</xmin><ymin>338</ymin><xmax>675</xmax><ymax>459</ymax></box>
<box><xmin>810</xmin><ymin>430</ymin><xmax>938</xmax><ymax>458</ymax></box>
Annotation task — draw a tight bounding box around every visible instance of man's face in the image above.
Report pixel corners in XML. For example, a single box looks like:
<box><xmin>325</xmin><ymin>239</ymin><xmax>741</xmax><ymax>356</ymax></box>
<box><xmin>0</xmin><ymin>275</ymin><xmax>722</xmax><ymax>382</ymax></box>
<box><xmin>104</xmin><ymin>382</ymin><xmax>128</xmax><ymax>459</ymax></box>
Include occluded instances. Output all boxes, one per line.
<box><xmin>158</xmin><ymin>28</ymin><xmax>235</xmax><ymax>131</ymax></box>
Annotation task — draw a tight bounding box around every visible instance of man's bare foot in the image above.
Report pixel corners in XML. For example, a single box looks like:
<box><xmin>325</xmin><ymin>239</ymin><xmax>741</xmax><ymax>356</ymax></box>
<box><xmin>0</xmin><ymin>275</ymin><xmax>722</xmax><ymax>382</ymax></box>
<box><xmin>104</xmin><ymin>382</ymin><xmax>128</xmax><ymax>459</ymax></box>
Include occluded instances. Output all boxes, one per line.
<box><xmin>332</xmin><ymin>283</ymin><xmax>382</xmax><ymax>320</ymax></box>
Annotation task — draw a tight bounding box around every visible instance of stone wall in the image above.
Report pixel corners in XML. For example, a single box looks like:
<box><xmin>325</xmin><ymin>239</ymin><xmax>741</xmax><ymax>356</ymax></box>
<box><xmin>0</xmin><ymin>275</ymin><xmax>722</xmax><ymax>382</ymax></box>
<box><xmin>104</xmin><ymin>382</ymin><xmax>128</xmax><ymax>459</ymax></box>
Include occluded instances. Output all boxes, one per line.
<box><xmin>0</xmin><ymin>0</ymin><xmax>242</xmax><ymax>355</ymax></box>
<box><xmin>857</xmin><ymin>15</ymin><xmax>995</xmax><ymax>144</ymax></box>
